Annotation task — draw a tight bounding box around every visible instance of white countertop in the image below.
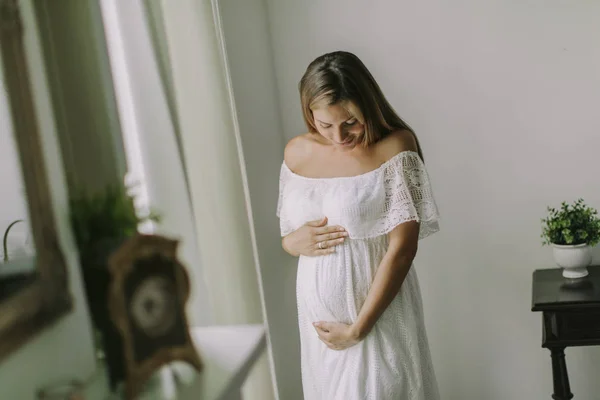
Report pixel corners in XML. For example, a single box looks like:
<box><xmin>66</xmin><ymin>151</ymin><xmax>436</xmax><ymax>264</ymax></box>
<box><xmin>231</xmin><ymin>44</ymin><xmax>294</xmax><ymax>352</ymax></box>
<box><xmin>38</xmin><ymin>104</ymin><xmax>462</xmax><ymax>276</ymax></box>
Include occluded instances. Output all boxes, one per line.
<box><xmin>83</xmin><ymin>324</ymin><xmax>266</xmax><ymax>400</ymax></box>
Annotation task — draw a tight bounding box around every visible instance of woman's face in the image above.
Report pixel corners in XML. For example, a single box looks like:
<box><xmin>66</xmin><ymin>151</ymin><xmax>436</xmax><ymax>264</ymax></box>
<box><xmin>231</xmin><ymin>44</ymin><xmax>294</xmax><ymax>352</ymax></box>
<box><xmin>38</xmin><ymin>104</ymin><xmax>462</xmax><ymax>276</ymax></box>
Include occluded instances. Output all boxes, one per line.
<box><xmin>312</xmin><ymin>102</ymin><xmax>365</xmax><ymax>151</ymax></box>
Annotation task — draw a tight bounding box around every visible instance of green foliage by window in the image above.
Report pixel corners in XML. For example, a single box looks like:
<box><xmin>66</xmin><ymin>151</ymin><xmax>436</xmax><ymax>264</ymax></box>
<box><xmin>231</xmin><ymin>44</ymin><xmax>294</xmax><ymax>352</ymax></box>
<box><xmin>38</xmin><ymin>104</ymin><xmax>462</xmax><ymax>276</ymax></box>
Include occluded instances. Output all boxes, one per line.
<box><xmin>541</xmin><ymin>199</ymin><xmax>600</xmax><ymax>246</ymax></box>
<box><xmin>69</xmin><ymin>184</ymin><xmax>160</xmax><ymax>264</ymax></box>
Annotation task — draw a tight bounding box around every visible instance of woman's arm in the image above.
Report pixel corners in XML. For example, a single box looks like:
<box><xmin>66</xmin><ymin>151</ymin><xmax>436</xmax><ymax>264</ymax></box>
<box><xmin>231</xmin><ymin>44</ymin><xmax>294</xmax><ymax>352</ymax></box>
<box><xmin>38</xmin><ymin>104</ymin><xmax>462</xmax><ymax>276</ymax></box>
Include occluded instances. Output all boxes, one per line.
<box><xmin>313</xmin><ymin>220</ymin><xmax>420</xmax><ymax>348</ymax></box>
<box><xmin>352</xmin><ymin>220</ymin><xmax>420</xmax><ymax>339</ymax></box>
<box><xmin>282</xmin><ymin>236</ymin><xmax>301</xmax><ymax>257</ymax></box>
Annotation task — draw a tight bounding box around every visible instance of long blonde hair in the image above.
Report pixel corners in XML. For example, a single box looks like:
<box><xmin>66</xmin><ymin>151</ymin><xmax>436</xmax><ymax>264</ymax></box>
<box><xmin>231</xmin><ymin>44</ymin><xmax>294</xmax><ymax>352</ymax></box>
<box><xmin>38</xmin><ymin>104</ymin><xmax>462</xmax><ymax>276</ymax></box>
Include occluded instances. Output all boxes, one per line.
<box><xmin>299</xmin><ymin>51</ymin><xmax>424</xmax><ymax>160</ymax></box>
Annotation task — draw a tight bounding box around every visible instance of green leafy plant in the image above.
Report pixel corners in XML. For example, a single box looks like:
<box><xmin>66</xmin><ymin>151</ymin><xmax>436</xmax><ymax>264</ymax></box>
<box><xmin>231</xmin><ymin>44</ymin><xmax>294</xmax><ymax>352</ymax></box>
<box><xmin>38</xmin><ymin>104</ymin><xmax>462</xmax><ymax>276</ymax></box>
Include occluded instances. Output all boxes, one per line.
<box><xmin>2</xmin><ymin>219</ymin><xmax>23</xmax><ymax>262</ymax></box>
<box><xmin>541</xmin><ymin>199</ymin><xmax>600</xmax><ymax>246</ymax></box>
<box><xmin>69</xmin><ymin>184</ymin><xmax>160</xmax><ymax>265</ymax></box>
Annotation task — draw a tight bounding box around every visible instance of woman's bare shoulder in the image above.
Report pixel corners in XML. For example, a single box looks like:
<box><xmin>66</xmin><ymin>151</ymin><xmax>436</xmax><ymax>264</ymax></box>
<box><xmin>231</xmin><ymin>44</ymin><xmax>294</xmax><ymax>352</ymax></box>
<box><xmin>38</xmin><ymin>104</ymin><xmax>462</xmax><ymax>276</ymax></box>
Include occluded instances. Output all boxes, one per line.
<box><xmin>374</xmin><ymin>130</ymin><xmax>418</xmax><ymax>162</ymax></box>
<box><xmin>284</xmin><ymin>133</ymin><xmax>319</xmax><ymax>170</ymax></box>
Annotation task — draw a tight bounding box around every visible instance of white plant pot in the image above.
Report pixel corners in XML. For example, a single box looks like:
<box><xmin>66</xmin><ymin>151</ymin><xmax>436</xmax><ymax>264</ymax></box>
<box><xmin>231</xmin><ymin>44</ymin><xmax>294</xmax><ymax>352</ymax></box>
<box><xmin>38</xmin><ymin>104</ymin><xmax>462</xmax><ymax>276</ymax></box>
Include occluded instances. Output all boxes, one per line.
<box><xmin>552</xmin><ymin>243</ymin><xmax>592</xmax><ymax>279</ymax></box>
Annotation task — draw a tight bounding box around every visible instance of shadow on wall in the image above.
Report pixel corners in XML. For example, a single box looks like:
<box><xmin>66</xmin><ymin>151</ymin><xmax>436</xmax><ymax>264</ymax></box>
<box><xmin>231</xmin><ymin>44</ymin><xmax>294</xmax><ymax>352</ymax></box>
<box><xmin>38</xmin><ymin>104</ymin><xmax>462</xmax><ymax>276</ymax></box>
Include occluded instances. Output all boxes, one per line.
<box><xmin>593</xmin><ymin>245</ymin><xmax>600</xmax><ymax>265</ymax></box>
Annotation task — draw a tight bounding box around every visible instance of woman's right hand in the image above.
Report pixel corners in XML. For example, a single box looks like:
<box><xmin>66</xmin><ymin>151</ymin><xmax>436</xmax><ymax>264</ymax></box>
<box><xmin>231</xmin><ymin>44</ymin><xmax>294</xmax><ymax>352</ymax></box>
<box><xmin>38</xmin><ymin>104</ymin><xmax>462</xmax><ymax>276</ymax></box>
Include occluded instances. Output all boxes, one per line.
<box><xmin>282</xmin><ymin>217</ymin><xmax>348</xmax><ymax>257</ymax></box>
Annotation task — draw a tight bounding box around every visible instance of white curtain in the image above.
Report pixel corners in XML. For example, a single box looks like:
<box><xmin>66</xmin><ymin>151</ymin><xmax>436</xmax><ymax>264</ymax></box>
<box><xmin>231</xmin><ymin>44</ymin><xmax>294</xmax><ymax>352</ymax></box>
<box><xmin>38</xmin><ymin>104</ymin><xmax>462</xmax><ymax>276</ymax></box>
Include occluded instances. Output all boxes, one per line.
<box><xmin>99</xmin><ymin>0</ymin><xmax>276</xmax><ymax>398</ymax></box>
<box><xmin>99</xmin><ymin>0</ymin><xmax>213</xmax><ymax>326</ymax></box>
<box><xmin>158</xmin><ymin>2</ymin><xmax>275</xmax><ymax>398</ymax></box>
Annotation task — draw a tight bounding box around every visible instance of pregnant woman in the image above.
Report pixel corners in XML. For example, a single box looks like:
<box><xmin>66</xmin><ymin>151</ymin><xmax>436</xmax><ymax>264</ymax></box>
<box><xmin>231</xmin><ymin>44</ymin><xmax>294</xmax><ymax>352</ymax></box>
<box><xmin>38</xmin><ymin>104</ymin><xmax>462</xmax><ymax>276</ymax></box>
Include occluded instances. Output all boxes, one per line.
<box><xmin>277</xmin><ymin>51</ymin><xmax>441</xmax><ymax>400</ymax></box>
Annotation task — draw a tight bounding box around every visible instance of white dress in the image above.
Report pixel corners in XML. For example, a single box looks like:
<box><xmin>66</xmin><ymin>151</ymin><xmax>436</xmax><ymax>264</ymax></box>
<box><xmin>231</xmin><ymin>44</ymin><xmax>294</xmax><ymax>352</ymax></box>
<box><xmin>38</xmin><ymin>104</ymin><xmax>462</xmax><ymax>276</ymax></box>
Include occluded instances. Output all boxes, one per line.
<box><xmin>277</xmin><ymin>150</ymin><xmax>441</xmax><ymax>400</ymax></box>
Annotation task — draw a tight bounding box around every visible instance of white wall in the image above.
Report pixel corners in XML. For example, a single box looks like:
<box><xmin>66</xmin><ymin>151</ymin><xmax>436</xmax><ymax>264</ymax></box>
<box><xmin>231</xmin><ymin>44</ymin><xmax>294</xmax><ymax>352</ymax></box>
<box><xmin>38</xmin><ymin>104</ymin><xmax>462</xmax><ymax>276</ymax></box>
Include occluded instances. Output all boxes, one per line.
<box><xmin>217</xmin><ymin>0</ymin><xmax>299</xmax><ymax>398</ymax></box>
<box><xmin>263</xmin><ymin>0</ymin><xmax>600</xmax><ymax>399</ymax></box>
<box><xmin>0</xmin><ymin>0</ymin><xmax>95</xmax><ymax>398</ymax></box>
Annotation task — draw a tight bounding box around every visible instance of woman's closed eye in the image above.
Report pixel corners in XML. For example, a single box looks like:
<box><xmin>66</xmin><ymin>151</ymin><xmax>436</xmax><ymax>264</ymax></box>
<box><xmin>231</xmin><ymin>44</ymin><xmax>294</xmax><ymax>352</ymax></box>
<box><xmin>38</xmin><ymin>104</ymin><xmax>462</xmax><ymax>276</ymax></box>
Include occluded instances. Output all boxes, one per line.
<box><xmin>318</xmin><ymin>119</ymin><xmax>356</xmax><ymax>129</ymax></box>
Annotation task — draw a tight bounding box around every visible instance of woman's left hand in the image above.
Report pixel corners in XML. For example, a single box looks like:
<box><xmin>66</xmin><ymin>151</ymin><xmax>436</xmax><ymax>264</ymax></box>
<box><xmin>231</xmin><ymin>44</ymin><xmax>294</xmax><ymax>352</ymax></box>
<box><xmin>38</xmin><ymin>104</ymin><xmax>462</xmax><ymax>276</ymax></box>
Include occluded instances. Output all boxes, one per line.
<box><xmin>313</xmin><ymin>321</ymin><xmax>363</xmax><ymax>350</ymax></box>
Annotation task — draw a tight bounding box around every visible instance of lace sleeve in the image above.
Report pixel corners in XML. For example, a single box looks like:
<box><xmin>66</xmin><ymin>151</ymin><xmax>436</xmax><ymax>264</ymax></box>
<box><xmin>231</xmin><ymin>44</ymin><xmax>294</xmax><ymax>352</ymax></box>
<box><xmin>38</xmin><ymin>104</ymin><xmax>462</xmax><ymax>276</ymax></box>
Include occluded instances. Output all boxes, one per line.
<box><xmin>276</xmin><ymin>163</ymin><xmax>295</xmax><ymax>237</ymax></box>
<box><xmin>369</xmin><ymin>151</ymin><xmax>440</xmax><ymax>239</ymax></box>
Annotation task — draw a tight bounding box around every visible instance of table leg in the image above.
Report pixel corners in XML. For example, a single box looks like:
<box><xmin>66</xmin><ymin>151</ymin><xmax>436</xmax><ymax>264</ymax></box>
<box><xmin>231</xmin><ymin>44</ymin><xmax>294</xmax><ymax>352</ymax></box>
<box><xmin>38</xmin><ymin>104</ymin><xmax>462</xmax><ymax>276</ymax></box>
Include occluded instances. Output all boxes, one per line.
<box><xmin>550</xmin><ymin>347</ymin><xmax>573</xmax><ymax>400</ymax></box>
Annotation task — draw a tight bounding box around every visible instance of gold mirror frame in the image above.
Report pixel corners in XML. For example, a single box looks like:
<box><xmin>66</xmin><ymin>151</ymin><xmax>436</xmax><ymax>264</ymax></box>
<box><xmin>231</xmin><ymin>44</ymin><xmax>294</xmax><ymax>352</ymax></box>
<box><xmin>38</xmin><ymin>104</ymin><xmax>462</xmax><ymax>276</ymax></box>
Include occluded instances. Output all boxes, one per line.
<box><xmin>0</xmin><ymin>0</ymin><xmax>72</xmax><ymax>361</ymax></box>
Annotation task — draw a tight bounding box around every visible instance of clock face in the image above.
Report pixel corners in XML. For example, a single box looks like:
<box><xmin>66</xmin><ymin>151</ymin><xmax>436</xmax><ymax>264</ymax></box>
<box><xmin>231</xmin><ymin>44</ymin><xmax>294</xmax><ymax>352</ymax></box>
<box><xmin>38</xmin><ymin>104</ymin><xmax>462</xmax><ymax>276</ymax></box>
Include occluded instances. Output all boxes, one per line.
<box><xmin>129</xmin><ymin>276</ymin><xmax>177</xmax><ymax>338</ymax></box>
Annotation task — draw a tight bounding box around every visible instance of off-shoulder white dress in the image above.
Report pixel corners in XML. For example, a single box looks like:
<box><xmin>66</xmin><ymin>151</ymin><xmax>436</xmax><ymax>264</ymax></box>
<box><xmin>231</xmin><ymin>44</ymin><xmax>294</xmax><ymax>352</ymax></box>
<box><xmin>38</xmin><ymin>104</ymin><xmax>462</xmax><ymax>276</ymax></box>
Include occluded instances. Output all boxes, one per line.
<box><xmin>277</xmin><ymin>150</ymin><xmax>441</xmax><ymax>400</ymax></box>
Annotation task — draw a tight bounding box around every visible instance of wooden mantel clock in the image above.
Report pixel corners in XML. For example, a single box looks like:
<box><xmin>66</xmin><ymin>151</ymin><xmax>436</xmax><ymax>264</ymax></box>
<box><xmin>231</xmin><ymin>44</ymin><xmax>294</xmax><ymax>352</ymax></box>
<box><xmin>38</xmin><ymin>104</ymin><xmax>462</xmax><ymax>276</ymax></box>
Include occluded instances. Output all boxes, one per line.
<box><xmin>107</xmin><ymin>234</ymin><xmax>202</xmax><ymax>400</ymax></box>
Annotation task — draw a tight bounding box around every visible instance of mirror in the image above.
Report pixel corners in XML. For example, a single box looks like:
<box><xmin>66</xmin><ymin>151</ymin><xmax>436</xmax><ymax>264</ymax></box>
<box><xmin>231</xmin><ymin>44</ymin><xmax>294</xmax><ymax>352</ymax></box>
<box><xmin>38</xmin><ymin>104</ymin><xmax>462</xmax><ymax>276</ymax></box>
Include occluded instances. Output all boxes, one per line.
<box><xmin>0</xmin><ymin>78</ymin><xmax>36</xmax><ymax>302</ymax></box>
<box><xmin>0</xmin><ymin>0</ymin><xmax>72</xmax><ymax>361</ymax></box>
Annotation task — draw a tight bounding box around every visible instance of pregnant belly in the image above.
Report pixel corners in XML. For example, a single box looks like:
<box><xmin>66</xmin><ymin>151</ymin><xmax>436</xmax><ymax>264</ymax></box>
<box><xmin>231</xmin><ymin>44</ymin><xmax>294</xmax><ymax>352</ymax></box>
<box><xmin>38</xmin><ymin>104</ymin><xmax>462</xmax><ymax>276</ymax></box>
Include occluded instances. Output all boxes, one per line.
<box><xmin>296</xmin><ymin>239</ymin><xmax>386</xmax><ymax>323</ymax></box>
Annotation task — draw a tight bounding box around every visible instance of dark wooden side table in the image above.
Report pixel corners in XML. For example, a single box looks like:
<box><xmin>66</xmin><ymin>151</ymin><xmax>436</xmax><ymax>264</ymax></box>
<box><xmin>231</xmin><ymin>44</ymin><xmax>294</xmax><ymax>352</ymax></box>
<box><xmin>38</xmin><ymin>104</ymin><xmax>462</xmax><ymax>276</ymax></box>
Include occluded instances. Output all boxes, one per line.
<box><xmin>532</xmin><ymin>266</ymin><xmax>600</xmax><ymax>400</ymax></box>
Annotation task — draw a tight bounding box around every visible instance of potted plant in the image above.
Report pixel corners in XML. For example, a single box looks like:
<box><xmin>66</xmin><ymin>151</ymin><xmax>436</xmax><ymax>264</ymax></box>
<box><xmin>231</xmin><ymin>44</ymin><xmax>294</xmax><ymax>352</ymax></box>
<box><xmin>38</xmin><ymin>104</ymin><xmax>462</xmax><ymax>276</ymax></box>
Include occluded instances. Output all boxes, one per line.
<box><xmin>69</xmin><ymin>184</ymin><xmax>159</xmax><ymax>390</ymax></box>
<box><xmin>541</xmin><ymin>199</ymin><xmax>600</xmax><ymax>279</ymax></box>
